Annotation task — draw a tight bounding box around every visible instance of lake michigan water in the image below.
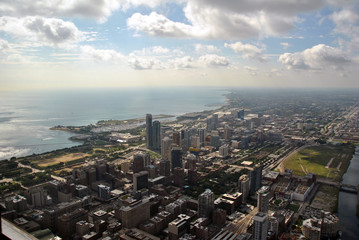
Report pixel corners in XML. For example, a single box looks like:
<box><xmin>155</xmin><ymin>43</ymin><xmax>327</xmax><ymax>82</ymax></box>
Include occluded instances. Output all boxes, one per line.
<box><xmin>0</xmin><ymin>87</ymin><xmax>228</xmax><ymax>160</ymax></box>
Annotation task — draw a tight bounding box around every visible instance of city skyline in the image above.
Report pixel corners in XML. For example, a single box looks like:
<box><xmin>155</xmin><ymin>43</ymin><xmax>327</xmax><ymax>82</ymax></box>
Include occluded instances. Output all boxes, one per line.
<box><xmin>0</xmin><ymin>0</ymin><xmax>359</xmax><ymax>90</ymax></box>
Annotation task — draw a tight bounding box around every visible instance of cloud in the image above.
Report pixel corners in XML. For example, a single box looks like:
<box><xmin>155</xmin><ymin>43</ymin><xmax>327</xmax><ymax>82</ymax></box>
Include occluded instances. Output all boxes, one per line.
<box><xmin>81</xmin><ymin>45</ymin><xmax>123</xmax><ymax>62</ymax></box>
<box><xmin>0</xmin><ymin>0</ymin><xmax>123</xmax><ymax>23</ymax></box>
<box><xmin>127</xmin><ymin>0</ymin><xmax>326</xmax><ymax>40</ymax></box>
<box><xmin>127</xmin><ymin>12</ymin><xmax>203</xmax><ymax>38</ymax></box>
<box><xmin>225</xmin><ymin>41</ymin><xmax>268</xmax><ymax>62</ymax></box>
<box><xmin>330</xmin><ymin>6</ymin><xmax>359</xmax><ymax>52</ymax></box>
<box><xmin>278</xmin><ymin>44</ymin><xmax>351</xmax><ymax>70</ymax></box>
<box><xmin>244</xmin><ymin>66</ymin><xmax>258</xmax><ymax>76</ymax></box>
<box><xmin>280</xmin><ymin>42</ymin><xmax>291</xmax><ymax>49</ymax></box>
<box><xmin>199</xmin><ymin>54</ymin><xmax>229</xmax><ymax>67</ymax></box>
<box><xmin>195</xmin><ymin>44</ymin><xmax>219</xmax><ymax>53</ymax></box>
<box><xmin>131</xmin><ymin>46</ymin><xmax>170</xmax><ymax>56</ymax></box>
<box><xmin>128</xmin><ymin>54</ymin><xmax>164</xmax><ymax>70</ymax></box>
<box><xmin>170</xmin><ymin>56</ymin><xmax>194</xmax><ymax>69</ymax></box>
<box><xmin>0</xmin><ymin>39</ymin><xmax>9</xmax><ymax>54</ymax></box>
<box><xmin>0</xmin><ymin>16</ymin><xmax>82</xmax><ymax>47</ymax></box>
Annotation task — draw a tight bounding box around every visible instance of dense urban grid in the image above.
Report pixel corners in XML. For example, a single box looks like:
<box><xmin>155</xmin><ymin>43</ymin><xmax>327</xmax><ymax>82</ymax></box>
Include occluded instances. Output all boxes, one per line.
<box><xmin>1</xmin><ymin>90</ymin><xmax>359</xmax><ymax>240</ymax></box>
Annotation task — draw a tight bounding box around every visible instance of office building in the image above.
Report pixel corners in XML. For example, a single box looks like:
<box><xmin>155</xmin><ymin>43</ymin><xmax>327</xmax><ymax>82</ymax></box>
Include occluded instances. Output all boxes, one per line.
<box><xmin>168</xmin><ymin>214</ymin><xmax>190</xmax><ymax>240</ymax></box>
<box><xmin>57</xmin><ymin>208</ymin><xmax>88</xmax><ymax>240</ymax></box>
<box><xmin>198</xmin><ymin>128</ymin><xmax>205</xmax><ymax>145</ymax></box>
<box><xmin>250</xmin><ymin>164</ymin><xmax>263</xmax><ymax>194</ymax></box>
<box><xmin>161</xmin><ymin>137</ymin><xmax>173</xmax><ymax>161</ymax></box>
<box><xmin>98</xmin><ymin>184</ymin><xmax>111</xmax><ymax>201</ymax></box>
<box><xmin>198</xmin><ymin>189</ymin><xmax>214</xmax><ymax>218</ymax></box>
<box><xmin>133</xmin><ymin>171</ymin><xmax>149</xmax><ymax>191</ymax></box>
<box><xmin>253</xmin><ymin>212</ymin><xmax>268</xmax><ymax>240</ymax></box>
<box><xmin>219</xmin><ymin>144</ymin><xmax>229</xmax><ymax>158</ymax></box>
<box><xmin>133</xmin><ymin>154</ymin><xmax>145</xmax><ymax>173</ymax></box>
<box><xmin>173</xmin><ymin>167</ymin><xmax>185</xmax><ymax>187</ymax></box>
<box><xmin>172</xmin><ymin>131</ymin><xmax>181</xmax><ymax>146</ymax></box>
<box><xmin>257</xmin><ymin>186</ymin><xmax>270</xmax><ymax>213</ymax></box>
<box><xmin>116</xmin><ymin>199</ymin><xmax>151</xmax><ymax>228</ymax></box>
<box><xmin>171</xmin><ymin>147</ymin><xmax>182</xmax><ymax>172</ymax></box>
<box><xmin>159</xmin><ymin>160</ymin><xmax>171</xmax><ymax>177</ymax></box>
<box><xmin>238</xmin><ymin>174</ymin><xmax>250</xmax><ymax>202</ymax></box>
<box><xmin>146</xmin><ymin>114</ymin><xmax>153</xmax><ymax>149</ymax></box>
<box><xmin>152</xmin><ymin>120</ymin><xmax>161</xmax><ymax>151</ymax></box>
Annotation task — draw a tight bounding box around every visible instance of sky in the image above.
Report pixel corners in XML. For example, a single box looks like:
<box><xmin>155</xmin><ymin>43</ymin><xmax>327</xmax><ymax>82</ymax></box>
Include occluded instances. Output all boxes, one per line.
<box><xmin>0</xmin><ymin>0</ymin><xmax>359</xmax><ymax>90</ymax></box>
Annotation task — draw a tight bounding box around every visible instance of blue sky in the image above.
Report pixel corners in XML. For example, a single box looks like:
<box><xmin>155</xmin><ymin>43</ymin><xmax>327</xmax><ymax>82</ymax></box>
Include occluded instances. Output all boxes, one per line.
<box><xmin>0</xmin><ymin>0</ymin><xmax>358</xmax><ymax>90</ymax></box>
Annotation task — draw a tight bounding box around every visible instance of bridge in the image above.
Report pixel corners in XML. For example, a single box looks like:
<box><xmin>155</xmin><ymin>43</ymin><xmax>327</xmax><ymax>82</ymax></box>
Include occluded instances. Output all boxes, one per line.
<box><xmin>316</xmin><ymin>179</ymin><xmax>358</xmax><ymax>194</ymax></box>
<box><xmin>340</xmin><ymin>184</ymin><xmax>358</xmax><ymax>194</ymax></box>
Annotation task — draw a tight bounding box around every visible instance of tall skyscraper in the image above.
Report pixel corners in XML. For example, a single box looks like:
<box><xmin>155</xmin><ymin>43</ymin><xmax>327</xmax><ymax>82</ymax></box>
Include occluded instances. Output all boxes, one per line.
<box><xmin>152</xmin><ymin>120</ymin><xmax>161</xmax><ymax>151</ymax></box>
<box><xmin>161</xmin><ymin>137</ymin><xmax>173</xmax><ymax>161</ymax></box>
<box><xmin>238</xmin><ymin>174</ymin><xmax>250</xmax><ymax>202</ymax></box>
<box><xmin>198</xmin><ymin>189</ymin><xmax>214</xmax><ymax>218</ymax></box>
<box><xmin>257</xmin><ymin>186</ymin><xmax>270</xmax><ymax>213</ymax></box>
<box><xmin>146</xmin><ymin>114</ymin><xmax>153</xmax><ymax>149</ymax></box>
<box><xmin>172</xmin><ymin>131</ymin><xmax>181</xmax><ymax>146</ymax></box>
<box><xmin>249</xmin><ymin>164</ymin><xmax>263</xmax><ymax>194</ymax></box>
<box><xmin>133</xmin><ymin>154</ymin><xmax>145</xmax><ymax>173</ymax></box>
<box><xmin>133</xmin><ymin>171</ymin><xmax>149</xmax><ymax>191</ymax></box>
<box><xmin>171</xmin><ymin>147</ymin><xmax>182</xmax><ymax>172</ymax></box>
<box><xmin>253</xmin><ymin>212</ymin><xmax>268</xmax><ymax>240</ymax></box>
<box><xmin>198</xmin><ymin>128</ymin><xmax>205</xmax><ymax>145</ymax></box>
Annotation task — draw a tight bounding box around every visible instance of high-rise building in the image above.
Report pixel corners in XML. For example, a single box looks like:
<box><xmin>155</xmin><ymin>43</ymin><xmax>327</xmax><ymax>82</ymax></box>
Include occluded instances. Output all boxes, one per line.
<box><xmin>161</xmin><ymin>137</ymin><xmax>173</xmax><ymax>161</ymax></box>
<box><xmin>224</xmin><ymin>128</ymin><xmax>232</xmax><ymax>140</ymax></box>
<box><xmin>57</xmin><ymin>208</ymin><xmax>88</xmax><ymax>240</ymax></box>
<box><xmin>180</xmin><ymin>129</ymin><xmax>190</xmax><ymax>152</ymax></box>
<box><xmin>238</xmin><ymin>109</ymin><xmax>245</xmax><ymax>120</ymax></box>
<box><xmin>253</xmin><ymin>212</ymin><xmax>268</xmax><ymax>240</ymax></box>
<box><xmin>133</xmin><ymin>154</ymin><xmax>145</xmax><ymax>173</ymax></box>
<box><xmin>98</xmin><ymin>184</ymin><xmax>111</xmax><ymax>201</ymax></box>
<box><xmin>146</xmin><ymin>114</ymin><xmax>153</xmax><ymax>149</ymax></box>
<box><xmin>172</xmin><ymin>131</ymin><xmax>181</xmax><ymax>146</ymax></box>
<box><xmin>257</xmin><ymin>186</ymin><xmax>270</xmax><ymax>213</ymax></box>
<box><xmin>171</xmin><ymin>147</ymin><xmax>182</xmax><ymax>172</ymax></box>
<box><xmin>219</xmin><ymin>144</ymin><xmax>229</xmax><ymax>158</ymax></box>
<box><xmin>198</xmin><ymin>189</ymin><xmax>214</xmax><ymax>218</ymax></box>
<box><xmin>250</xmin><ymin>164</ymin><xmax>263</xmax><ymax>194</ymax></box>
<box><xmin>152</xmin><ymin>120</ymin><xmax>161</xmax><ymax>151</ymax></box>
<box><xmin>173</xmin><ymin>167</ymin><xmax>185</xmax><ymax>187</ymax></box>
<box><xmin>238</xmin><ymin>174</ymin><xmax>250</xmax><ymax>202</ymax></box>
<box><xmin>133</xmin><ymin>171</ymin><xmax>149</xmax><ymax>191</ymax></box>
<box><xmin>198</xmin><ymin>128</ymin><xmax>206</xmax><ymax>145</ymax></box>
<box><xmin>116</xmin><ymin>198</ymin><xmax>151</xmax><ymax>228</ymax></box>
<box><xmin>168</xmin><ymin>214</ymin><xmax>190</xmax><ymax>240</ymax></box>
<box><xmin>159</xmin><ymin>160</ymin><xmax>171</xmax><ymax>177</ymax></box>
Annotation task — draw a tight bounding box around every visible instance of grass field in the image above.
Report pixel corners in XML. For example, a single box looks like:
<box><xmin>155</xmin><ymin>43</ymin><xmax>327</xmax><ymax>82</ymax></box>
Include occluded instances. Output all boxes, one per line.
<box><xmin>34</xmin><ymin>153</ymin><xmax>90</xmax><ymax>167</ymax></box>
<box><xmin>311</xmin><ymin>184</ymin><xmax>339</xmax><ymax>212</ymax></box>
<box><xmin>283</xmin><ymin>144</ymin><xmax>354</xmax><ymax>181</ymax></box>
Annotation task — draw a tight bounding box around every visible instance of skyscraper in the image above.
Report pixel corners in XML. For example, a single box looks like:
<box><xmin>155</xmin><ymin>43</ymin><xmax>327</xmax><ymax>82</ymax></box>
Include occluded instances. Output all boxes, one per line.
<box><xmin>152</xmin><ymin>120</ymin><xmax>161</xmax><ymax>151</ymax></box>
<box><xmin>161</xmin><ymin>137</ymin><xmax>173</xmax><ymax>161</ymax></box>
<box><xmin>238</xmin><ymin>174</ymin><xmax>250</xmax><ymax>202</ymax></box>
<box><xmin>198</xmin><ymin>189</ymin><xmax>214</xmax><ymax>218</ymax></box>
<box><xmin>133</xmin><ymin>154</ymin><xmax>145</xmax><ymax>173</ymax></box>
<box><xmin>146</xmin><ymin>114</ymin><xmax>153</xmax><ymax>149</ymax></box>
<box><xmin>253</xmin><ymin>212</ymin><xmax>268</xmax><ymax>240</ymax></box>
<box><xmin>257</xmin><ymin>186</ymin><xmax>270</xmax><ymax>213</ymax></box>
<box><xmin>249</xmin><ymin>164</ymin><xmax>263</xmax><ymax>194</ymax></box>
<box><xmin>171</xmin><ymin>147</ymin><xmax>182</xmax><ymax>172</ymax></box>
<box><xmin>133</xmin><ymin>171</ymin><xmax>149</xmax><ymax>191</ymax></box>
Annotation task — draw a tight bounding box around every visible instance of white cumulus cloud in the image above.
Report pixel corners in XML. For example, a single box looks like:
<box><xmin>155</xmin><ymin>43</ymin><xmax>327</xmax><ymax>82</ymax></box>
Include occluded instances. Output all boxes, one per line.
<box><xmin>0</xmin><ymin>16</ymin><xmax>82</xmax><ymax>47</ymax></box>
<box><xmin>199</xmin><ymin>54</ymin><xmax>229</xmax><ymax>67</ymax></box>
<box><xmin>170</xmin><ymin>56</ymin><xmax>194</xmax><ymax>69</ymax></box>
<box><xmin>225</xmin><ymin>42</ymin><xmax>268</xmax><ymax>62</ymax></box>
<box><xmin>128</xmin><ymin>54</ymin><xmax>164</xmax><ymax>70</ymax></box>
<box><xmin>81</xmin><ymin>45</ymin><xmax>123</xmax><ymax>62</ymax></box>
<box><xmin>278</xmin><ymin>44</ymin><xmax>351</xmax><ymax>70</ymax></box>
